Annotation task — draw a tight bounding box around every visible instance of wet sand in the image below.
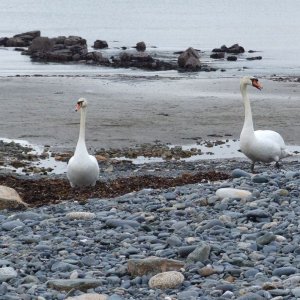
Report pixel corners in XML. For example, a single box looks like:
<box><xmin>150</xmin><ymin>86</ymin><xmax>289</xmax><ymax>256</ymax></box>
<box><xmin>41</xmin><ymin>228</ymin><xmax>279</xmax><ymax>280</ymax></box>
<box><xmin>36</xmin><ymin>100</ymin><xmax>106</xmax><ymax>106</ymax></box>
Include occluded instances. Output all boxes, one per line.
<box><xmin>0</xmin><ymin>75</ymin><xmax>299</xmax><ymax>151</ymax></box>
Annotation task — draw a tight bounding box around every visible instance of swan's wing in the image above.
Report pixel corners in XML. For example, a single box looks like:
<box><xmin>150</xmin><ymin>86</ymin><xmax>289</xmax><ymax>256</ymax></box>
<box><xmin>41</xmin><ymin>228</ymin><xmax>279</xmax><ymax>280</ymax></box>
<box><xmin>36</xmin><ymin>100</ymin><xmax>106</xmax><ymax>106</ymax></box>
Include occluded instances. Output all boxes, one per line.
<box><xmin>255</xmin><ymin>130</ymin><xmax>291</xmax><ymax>158</ymax></box>
<box><xmin>255</xmin><ymin>130</ymin><xmax>285</xmax><ymax>148</ymax></box>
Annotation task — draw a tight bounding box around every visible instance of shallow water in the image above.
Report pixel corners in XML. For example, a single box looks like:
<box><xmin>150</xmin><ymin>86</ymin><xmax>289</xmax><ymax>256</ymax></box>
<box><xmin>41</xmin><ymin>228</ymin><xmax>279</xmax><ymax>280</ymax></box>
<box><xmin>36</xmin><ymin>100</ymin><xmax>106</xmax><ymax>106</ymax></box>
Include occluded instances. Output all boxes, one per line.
<box><xmin>0</xmin><ymin>0</ymin><xmax>299</xmax><ymax>77</ymax></box>
<box><xmin>1</xmin><ymin>138</ymin><xmax>300</xmax><ymax>175</ymax></box>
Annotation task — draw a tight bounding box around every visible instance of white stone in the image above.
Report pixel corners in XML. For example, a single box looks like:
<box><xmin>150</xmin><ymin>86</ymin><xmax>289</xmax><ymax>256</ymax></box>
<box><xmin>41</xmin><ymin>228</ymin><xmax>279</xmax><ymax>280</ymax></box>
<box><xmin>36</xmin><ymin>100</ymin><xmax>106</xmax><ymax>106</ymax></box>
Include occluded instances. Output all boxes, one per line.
<box><xmin>0</xmin><ymin>185</ymin><xmax>27</xmax><ymax>210</ymax></box>
<box><xmin>66</xmin><ymin>294</ymin><xmax>108</xmax><ymax>300</ymax></box>
<box><xmin>216</xmin><ymin>188</ymin><xmax>252</xmax><ymax>200</ymax></box>
<box><xmin>0</xmin><ymin>267</ymin><xmax>17</xmax><ymax>282</ymax></box>
<box><xmin>275</xmin><ymin>235</ymin><xmax>287</xmax><ymax>242</ymax></box>
<box><xmin>149</xmin><ymin>271</ymin><xmax>184</xmax><ymax>289</ymax></box>
<box><xmin>66</xmin><ymin>212</ymin><xmax>96</xmax><ymax>220</ymax></box>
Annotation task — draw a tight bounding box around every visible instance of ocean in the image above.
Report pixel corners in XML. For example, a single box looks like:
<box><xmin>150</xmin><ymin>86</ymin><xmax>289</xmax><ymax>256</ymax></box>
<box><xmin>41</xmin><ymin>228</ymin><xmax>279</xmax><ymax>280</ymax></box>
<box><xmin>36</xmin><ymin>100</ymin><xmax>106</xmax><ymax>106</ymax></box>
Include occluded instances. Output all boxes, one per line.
<box><xmin>0</xmin><ymin>0</ymin><xmax>299</xmax><ymax>77</ymax></box>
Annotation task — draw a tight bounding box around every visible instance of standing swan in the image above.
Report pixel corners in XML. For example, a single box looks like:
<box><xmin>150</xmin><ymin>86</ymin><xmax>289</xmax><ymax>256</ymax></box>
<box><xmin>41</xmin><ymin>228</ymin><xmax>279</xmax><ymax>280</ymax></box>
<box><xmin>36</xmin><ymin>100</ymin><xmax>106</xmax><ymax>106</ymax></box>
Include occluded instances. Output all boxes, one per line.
<box><xmin>67</xmin><ymin>98</ymin><xmax>99</xmax><ymax>187</ymax></box>
<box><xmin>240</xmin><ymin>76</ymin><xmax>291</xmax><ymax>172</ymax></box>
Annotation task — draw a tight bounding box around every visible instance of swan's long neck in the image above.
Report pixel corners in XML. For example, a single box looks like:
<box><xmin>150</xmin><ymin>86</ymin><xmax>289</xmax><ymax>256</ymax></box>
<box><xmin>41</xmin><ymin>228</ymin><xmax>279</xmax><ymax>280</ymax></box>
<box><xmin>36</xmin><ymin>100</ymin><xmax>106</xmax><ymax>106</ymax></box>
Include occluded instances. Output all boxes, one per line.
<box><xmin>240</xmin><ymin>82</ymin><xmax>255</xmax><ymax>135</ymax></box>
<box><xmin>75</xmin><ymin>107</ymin><xmax>88</xmax><ymax>156</ymax></box>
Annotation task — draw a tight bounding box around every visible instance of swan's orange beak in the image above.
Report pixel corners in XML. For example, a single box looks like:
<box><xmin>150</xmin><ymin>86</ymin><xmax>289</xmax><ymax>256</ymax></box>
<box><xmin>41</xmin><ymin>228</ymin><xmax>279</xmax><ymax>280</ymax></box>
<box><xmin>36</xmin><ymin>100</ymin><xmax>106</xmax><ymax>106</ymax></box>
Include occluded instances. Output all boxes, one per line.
<box><xmin>252</xmin><ymin>80</ymin><xmax>263</xmax><ymax>90</ymax></box>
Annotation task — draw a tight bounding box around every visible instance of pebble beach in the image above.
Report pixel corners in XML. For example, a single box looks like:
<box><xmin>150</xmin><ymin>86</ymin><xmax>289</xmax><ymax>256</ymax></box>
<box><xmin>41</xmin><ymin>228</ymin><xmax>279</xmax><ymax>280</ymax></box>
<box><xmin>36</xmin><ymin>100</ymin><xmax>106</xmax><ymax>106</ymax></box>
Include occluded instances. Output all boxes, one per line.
<box><xmin>1</xmin><ymin>1</ymin><xmax>300</xmax><ymax>298</ymax></box>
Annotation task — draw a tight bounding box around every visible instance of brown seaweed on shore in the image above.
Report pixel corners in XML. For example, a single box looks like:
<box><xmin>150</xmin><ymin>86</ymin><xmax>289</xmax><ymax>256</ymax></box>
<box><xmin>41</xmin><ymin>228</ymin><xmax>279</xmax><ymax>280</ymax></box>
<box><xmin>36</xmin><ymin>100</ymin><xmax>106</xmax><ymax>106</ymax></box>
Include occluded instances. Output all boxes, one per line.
<box><xmin>0</xmin><ymin>171</ymin><xmax>229</xmax><ymax>208</ymax></box>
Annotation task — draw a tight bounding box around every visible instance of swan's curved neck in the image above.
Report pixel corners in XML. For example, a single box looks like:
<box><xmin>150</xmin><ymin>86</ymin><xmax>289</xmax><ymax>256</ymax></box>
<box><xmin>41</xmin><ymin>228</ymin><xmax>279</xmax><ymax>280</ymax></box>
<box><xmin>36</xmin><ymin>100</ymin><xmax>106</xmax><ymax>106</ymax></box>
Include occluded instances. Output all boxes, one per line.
<box><xmin>75</xmin><ymin>107</ymin><xmax>88</xmax><ymax>155</ymax></box>
<box><xmin>241</xmin><ymin>82</ymin><xmax>254</xmax><ymax>134</ymax></box>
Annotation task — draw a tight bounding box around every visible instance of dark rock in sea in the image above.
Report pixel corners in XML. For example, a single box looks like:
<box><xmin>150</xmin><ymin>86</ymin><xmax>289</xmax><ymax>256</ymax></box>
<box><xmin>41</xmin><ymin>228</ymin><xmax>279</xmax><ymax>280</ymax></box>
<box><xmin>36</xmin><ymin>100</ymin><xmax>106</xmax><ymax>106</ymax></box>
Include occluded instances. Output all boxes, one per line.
<box><xmin>246</xmin><ymin>56</ymin><xmax>262</xmax><ymax>60</ymax></box>
<box><xmin>0</xmin><ymin>37</ymin><xmax>8</xmax><ymax>46</ymax></box>
<box><xmin>85</xmin><ymin>51</ymin><xmax>110</xmax><ymax>65</ymax></box>
<box><xmin>227</xmin><ymin>55</ymin><xmax>237</xmax><ymax>61</ymax></box>
<box><xmin>210</xmin><ymin>52</ymin><xmax>225</xmax><ymax>59</ymax></box>
<box><xmin>23</xmin><ymin>35</ymin><xmax>88</xmax><ymax>63</ymax></box>
<box><xmin>227</xmin><ymin>43</ymin><xmax>245</xmax><ymax>54</ymax></box>
<box><xmin>135</xmin><ymin>41</ymin><xmax>146</xmax><ymax>52</ymax></box>
<box><xmin>212</xmin><ymin>43</ymin><xmax>245</xmax><ymax>54</ymax></box>
<box><xmin>14</xmin><ymin>48</ymin><xmax>26</xmax><ymax>52</ymax></box>
<box><xmin>112</xmin><ymin>51</ymin><xmax>175</xmax><ymax>71</ymax></box>
<box><xmin>93</xmin><ymin>39</ymin><xmax>108</xmax><ymax>49</ymax></box>
<box><xmin>3</xmin><ymin>31</ymin><xmax>41</xmax><ymax>47</ymax></box>
<box><xmin>177</xmin><ymin>47</ymin><xmax>201</xmax><ymax>71</ymax></box>
<box><xmin>27</xmin><ymin>37</ymin><xmax>55</xmax><ymax>53</ymax></box>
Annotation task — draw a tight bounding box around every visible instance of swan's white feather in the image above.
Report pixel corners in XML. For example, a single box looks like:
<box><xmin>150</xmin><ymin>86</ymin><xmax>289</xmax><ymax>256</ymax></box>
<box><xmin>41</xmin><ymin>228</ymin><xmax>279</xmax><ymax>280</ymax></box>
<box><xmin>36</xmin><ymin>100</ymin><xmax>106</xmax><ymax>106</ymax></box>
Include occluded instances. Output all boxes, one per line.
<box><xmin>67</xmin><ymin>154</ymin><xmax>99</xmax><ymax>187</ymax></box>
<box><xmin>239</xmin><ymin>77</ymin><xmax>291</xmax><ymax>167</ymax></box>
<box><xmin>67</xmin><ymin>98</ymin><xmax>99</xmax><ymax>187</ymax></box>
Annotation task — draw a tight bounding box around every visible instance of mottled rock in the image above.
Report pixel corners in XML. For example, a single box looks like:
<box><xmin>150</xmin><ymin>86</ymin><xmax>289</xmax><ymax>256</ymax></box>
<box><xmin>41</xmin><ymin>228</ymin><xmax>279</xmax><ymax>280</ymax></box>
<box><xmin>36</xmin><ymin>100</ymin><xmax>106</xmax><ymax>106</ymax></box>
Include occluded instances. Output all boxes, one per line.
<box><xmin>178</xmin><ymin>47</ymin><xmax>201</xmax><ymax>70</ymax></box>
<box><xmin>0</xmin><ymin>185</ymin><xmax>28</xmax><ymax>210</ymax></box>
<box><xmin>187</xmin><ymin>242</ymin><xmax>211</xmax><ymax>263</ymax></box>
<box><xmin>127</xmin><ymin>257</ymin><xmax>184</xmax><ymax>276</ymax></box>
<box><xmin>148</xmin><ymin>271</ymin><xmax>184</xmax><ymax>289</ymax></box>
<box><xmin>0</xmin><ymin>267</ymin><xmax>17</xmax><ymax>282</ymax></box>
<box><xmin>66</xmin><ymin>211</ymin><xmax>96</xmax><ymax>220</ymax></box>
<box><xmin>47</xmin><ymin>279</ymin><xmax>102</xmax><ymax>292</ymax></box>
<box><xmin>256</xmin><ymin>232</ymin><xmax>276</xmax><ymax>245</ymax></box>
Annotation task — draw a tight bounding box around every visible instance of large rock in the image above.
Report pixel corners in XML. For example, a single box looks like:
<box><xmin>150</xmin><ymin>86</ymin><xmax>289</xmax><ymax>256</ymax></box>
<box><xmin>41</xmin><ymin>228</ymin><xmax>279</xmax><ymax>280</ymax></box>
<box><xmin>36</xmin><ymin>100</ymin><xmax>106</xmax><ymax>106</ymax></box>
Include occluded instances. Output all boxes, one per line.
<box><xmin>149</xmin><ymin>271</ymin><xmax>184</xmax><ymax>289</ymax></box>
<box><xmin>177</xmin><ymin>47</ymin><xmax>201</xmax><ymax>70</ymax></box>
<box><xmin>0</xmin><ymin>185</ymin><xmax>27</xmax><ymax>210</ymax></box>
<box><xmin>28</xmin><ymin>37</ymin><xmax>55</xmax><ymax>53</ymax></box>
<box><xmin>93</xmin><ymin>40</ymin><xmax>108</xmax><ymax>49</ymax></box>
<box><xmin>135</xmin><ymin>41</ymin><xmax>146</xmax><ymax>52</ymax></box>
<box><xmin>26</xmin><ymin>35</ymin><xmax>88</xmax><ymax>62</ymax></box>
<box><xmin>3</xmin><ymin>31</ymin><xmax>41</xmax><ymax>47</ymax></box>
<box><xmin>127</xmin><ymin>257</ymin><xmax>184</xmax><ymax>276</ymax></box>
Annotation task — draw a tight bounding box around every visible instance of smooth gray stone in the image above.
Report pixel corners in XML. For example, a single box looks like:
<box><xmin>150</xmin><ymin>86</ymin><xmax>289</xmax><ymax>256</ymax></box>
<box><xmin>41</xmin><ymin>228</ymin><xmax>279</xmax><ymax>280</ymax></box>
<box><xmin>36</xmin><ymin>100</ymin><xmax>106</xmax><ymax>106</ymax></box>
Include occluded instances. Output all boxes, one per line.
<box><xmin>232</xmin><ymin>168</ymin><xmax>251</xmax><ymax>178</ymax></box>
<box><xmin>105</xmin><ymin>219</ymin><xmax>140</xmax><ymax>228</ymax></box>
<box><xmin>46</xmin><ymin>279</ymin><xmax>102</xmax><ymax>291</ymax></box>
<box><xmin>252</xmin><ymin>175</ymin><xmax>269</xmax><ymax>183</ymax></box>
<box><xmin>2</xmin><ymin>220</ymin><xmax>25</xmax><ymax>231</ymax></box>
<box><xmin>256</xmin><ymin>232</ymin><xmax>276</xmax><ymax>245</ymax></box>
<box><xmin>272</xmin><ymin>266</ymin><xmax>298</xmax><ymax>277</ymax></box>
<box><xmin>187</xmin><ymin>242</ymin><xmax>211</xmax><ymax>263</ymax></box>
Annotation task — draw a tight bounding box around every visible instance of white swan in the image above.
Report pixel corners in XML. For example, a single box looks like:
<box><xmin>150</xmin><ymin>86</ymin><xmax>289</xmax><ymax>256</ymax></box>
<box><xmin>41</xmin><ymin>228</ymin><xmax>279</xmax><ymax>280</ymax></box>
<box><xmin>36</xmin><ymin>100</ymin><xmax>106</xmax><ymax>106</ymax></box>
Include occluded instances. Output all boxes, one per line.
<box><xmin>240</xmin><ymin>76</ymin><xmax>291</xmax><ymax>172</ymax></box>
<box><xmin>67</xmin><ymin>98</ymin><xmax>99</xmax><ymax>187</ymax></box>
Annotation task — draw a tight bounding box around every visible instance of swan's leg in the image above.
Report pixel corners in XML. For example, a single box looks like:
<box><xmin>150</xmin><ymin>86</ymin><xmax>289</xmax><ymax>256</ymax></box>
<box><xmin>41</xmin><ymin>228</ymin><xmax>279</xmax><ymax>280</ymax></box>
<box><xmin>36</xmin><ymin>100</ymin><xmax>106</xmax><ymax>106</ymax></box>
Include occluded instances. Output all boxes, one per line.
<box><xmin>275</xmin><ymin>161</ymin><xmax>280</xmax><ymax>169</ymax></box>
<box><xmin>251</xmin><ymin>162</ymin><xmax>255</xmax><ymax>173</ymax></box>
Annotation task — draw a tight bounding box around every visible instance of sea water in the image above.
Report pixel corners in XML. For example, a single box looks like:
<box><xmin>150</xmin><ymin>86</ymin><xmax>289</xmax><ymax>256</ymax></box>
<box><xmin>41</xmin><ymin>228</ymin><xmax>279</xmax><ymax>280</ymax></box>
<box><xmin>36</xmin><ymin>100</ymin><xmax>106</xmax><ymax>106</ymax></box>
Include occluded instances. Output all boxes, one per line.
<box><xmin>0</xmin><ymin>0</ymin><xmax>299</xmax><ymax>76</ymax></box>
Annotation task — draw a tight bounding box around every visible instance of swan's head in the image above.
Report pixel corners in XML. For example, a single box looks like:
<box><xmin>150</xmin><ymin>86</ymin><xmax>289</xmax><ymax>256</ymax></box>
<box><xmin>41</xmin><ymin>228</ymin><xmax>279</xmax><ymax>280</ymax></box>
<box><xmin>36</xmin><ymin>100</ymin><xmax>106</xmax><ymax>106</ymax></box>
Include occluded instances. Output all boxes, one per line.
<box><xmin>75</xmin><ymin>98</ymin><xmax>88</xmax><ymax>111</ymax></box>
<box><xmin>241</xmin><ymin>76</ymin><xmax>263</xmax><ymax>90</ymax></box>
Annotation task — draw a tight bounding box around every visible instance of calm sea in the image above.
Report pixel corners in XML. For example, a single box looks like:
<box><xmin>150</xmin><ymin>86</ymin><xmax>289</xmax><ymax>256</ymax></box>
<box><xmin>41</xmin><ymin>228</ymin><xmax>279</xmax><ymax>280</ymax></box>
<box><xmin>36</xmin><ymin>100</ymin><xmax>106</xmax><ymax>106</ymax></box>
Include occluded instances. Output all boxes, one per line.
<box><xmin>0</xmin><ymin>0</ymin><xmax>299</xmax><ymax>77</ymax></box>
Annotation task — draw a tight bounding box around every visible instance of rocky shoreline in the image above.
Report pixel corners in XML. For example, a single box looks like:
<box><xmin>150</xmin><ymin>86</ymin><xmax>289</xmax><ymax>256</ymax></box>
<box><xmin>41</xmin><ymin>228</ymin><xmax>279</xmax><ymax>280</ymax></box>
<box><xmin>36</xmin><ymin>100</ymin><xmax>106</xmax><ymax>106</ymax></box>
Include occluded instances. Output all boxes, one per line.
<box><xmin>0</xmin><ymin>30</ymin><xmax>262</xmax><ymax>72</ymax></box>
<box><xmin>1</xmin><ymin>139</ymin><xmax>300</xmax><ymax>299</ymax></box>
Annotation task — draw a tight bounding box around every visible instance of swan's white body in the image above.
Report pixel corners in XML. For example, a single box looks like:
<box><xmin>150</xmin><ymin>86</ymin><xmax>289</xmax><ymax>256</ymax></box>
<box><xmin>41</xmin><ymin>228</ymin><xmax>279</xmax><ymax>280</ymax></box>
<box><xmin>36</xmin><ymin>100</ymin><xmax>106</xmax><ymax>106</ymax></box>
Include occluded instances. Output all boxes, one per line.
<box><xmin>67</xmin><ymin>98</ymin><xmax>99</xmax><ymax>187</ymax></box>
<box><xmin>239</xmin><ymin>77</ymin><xmax>291</xmax><ymax>171</ymax></box>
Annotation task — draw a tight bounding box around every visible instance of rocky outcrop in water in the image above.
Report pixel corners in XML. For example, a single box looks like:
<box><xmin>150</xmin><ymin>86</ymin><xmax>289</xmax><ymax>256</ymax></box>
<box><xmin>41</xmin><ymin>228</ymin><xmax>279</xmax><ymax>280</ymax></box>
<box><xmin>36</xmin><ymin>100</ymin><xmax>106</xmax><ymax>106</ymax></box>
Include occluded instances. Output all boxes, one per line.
<box><xmin>0</xmin><ymin>30</ymin><xmax>40</xmax><ymax>47</ymax></box>
<box><xmin>0</xmin><ymin>31</ymin><xmax>262</xmax><ymax>72</ymax></box>
<box><xmin>178</xmin><ymin>47</ymin><xmax>201</xmax><ymax>71</ymax></box>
